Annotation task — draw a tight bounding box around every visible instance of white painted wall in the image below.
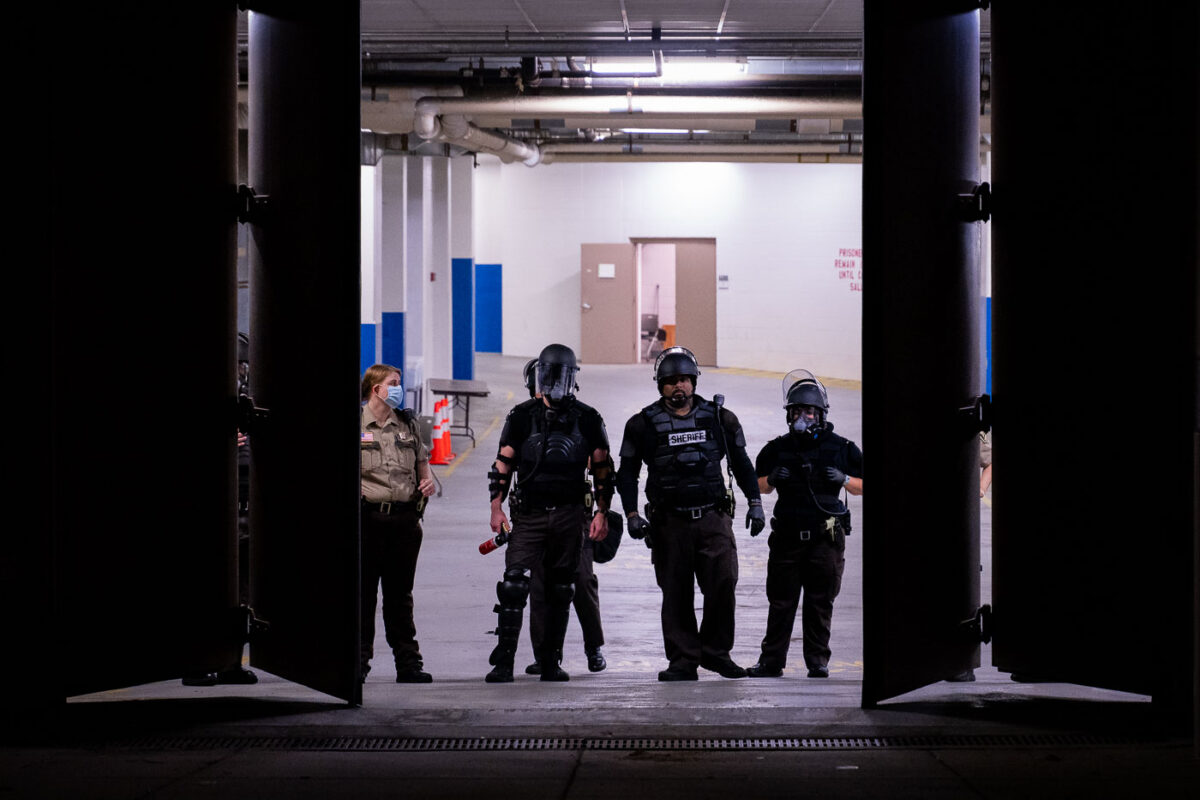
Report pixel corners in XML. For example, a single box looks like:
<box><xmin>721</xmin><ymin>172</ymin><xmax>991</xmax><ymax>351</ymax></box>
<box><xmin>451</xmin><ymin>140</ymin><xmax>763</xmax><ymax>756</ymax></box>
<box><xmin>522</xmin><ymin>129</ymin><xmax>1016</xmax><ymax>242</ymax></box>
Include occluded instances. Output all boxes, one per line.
<box><xmin>473</xmin><ymin>159</ymin><xmax>863</xmax><ymax>380</ymax></box>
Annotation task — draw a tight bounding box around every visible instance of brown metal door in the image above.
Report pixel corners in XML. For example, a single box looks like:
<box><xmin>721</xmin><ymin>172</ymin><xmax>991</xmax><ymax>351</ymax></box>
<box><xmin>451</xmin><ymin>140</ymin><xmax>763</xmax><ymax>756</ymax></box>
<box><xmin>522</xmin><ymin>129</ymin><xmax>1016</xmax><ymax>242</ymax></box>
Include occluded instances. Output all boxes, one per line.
<box><xmin>861</xmin><ymin>4</ymin><xmax>984</xmax><ymax>706</ymax></box>
<box><xmin>672</xmin><ymin>240</ymin><xmax>718</xmax><ymax>366</ymax></box>
<box><xmin>580</xmin><ymin>244</ymin><xmax>638</xmax><ymax>364</ymax></box>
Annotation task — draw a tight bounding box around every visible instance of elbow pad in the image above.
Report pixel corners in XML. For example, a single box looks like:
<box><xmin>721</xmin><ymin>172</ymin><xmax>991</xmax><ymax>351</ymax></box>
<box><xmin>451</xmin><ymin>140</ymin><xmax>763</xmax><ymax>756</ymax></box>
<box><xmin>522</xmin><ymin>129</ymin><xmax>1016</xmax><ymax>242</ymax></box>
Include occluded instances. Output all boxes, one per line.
<box><xmin>489</xmin><ymin>452</ymin><xmax>516</xmax><ymax>501</ymax></box>
<box><xmin>590</xmin><ymin>457</ymin><xmax>616</xmax><ymax>507</ymax></box>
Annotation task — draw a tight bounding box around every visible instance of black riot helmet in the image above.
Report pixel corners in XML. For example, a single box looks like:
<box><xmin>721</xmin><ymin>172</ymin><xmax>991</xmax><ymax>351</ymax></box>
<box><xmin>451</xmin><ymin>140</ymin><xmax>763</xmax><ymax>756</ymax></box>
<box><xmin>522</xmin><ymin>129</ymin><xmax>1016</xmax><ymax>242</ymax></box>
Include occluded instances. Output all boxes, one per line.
<box><xmin>522</xmin><ymin>358</ymin><xmax>538</xmax><ymax>397</ymax></box>
<box><xmin>653</xmin><ymin>346</ymin><xmax>700</xmax><ymax>390</ymax></box>
<box><xmin>535</xmin><ymin>343</ymin><xmax>579</xmax><ymax>405</ymax></box>
<box><xmin>782</xmin><ymin>368</ymin><xmax>829</xmax><ymax>437</ymax></box>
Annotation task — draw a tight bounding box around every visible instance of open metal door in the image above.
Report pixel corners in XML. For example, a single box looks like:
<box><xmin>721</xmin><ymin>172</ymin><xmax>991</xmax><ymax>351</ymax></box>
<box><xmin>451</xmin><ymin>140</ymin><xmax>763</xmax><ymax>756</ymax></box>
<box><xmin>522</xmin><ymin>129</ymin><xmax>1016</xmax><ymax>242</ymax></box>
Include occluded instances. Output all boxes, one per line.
<box><xmin>989</xmin><ymin>6</ymin><xmax>1198</xmax><ymax>719</ymax></box>
<box><xmin>35</xmin><ymin>5</ymin><xmax>244</xmax><ymax>703</ymax></box>
<box><xmin>246</xmin><ymin>5</ymin><xmax>363</xmax><ymax>704</ymax></box>
<box><xmin>861</xmin><ymin>4</ymin><xmax>986</xmax><ymax>706</ymax></box>
<box><xmin>581</xmin><ymin>244</ymin><xmax>638</xmax><ymax>364</ymax></box>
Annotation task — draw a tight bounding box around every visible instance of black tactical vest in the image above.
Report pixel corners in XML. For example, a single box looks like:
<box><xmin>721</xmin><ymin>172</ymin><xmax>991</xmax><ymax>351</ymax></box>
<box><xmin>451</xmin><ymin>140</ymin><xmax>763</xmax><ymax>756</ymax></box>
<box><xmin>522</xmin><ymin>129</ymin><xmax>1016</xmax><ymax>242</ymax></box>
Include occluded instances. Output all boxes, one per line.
<box><xmin>642</xmin><ymin>400</ymin><xmax>728</xmax><ymax>508</ymax></box>
<box><xmin>517</xmin><ymin>404</ymin><xmax>590</xmax><ymax>503</ymax></box>
<box><xmin>772</xmin><ymin>433</ymin><xmax>851</xmax><ymax>521</ymax></box>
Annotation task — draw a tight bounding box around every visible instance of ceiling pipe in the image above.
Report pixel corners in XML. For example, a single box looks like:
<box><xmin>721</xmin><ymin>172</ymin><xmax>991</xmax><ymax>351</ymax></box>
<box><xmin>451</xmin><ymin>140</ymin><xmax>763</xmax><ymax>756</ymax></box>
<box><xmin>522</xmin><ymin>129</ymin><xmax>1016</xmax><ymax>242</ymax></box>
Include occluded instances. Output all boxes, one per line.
<box><xmin>413</xmin><ymin>92</ymin><xmax>862</xmax><ymax>166</ymax></box>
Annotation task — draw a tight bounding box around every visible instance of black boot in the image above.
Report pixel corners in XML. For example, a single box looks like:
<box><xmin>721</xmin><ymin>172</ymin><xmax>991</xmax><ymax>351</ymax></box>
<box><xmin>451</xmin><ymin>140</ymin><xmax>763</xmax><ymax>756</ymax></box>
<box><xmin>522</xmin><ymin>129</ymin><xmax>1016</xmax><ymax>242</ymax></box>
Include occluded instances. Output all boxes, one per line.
<box><xmin>486</xmin><ymin>645</ymin><xmax>515</xmax><ymax>683</ymax></box>
<box><xmin>538</xmin><ymin>649</ymin><xmax>569</xmax><ymax>682</ymax></box>
<box><xmin>486</xmin><ymin>569</ymin><xmax>529</xmax><ymax>683</ymax></box>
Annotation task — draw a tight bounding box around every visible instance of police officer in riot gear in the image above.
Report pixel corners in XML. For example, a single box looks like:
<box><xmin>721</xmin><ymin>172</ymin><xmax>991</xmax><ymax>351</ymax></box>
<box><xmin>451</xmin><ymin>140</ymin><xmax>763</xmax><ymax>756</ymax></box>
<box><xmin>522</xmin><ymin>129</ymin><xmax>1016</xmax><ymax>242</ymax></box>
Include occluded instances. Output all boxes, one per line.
<box><xmin>617</xmin><ymin>346</ymin><xmax>765</xmax><ymax>681</ymax></box>
<box><xmin>747</xmin><ymin>370</ymin><xmax>862</xmax><ymax>679</ymax></box>
<box><xmin>518</xmin><ymin>358</ymin><xmax>610</xmax><ymax>674</ymax></box>
<box><xmin>486</xmin><ymin>344</ymin><xmax>612</xmax><ymax>682</ymax></box>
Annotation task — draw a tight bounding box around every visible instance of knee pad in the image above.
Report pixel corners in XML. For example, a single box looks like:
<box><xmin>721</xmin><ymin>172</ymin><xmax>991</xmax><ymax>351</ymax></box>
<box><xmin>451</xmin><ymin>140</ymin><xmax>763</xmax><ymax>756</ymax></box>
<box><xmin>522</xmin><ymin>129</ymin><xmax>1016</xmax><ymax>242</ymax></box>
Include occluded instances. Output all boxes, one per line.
<box><xmin>496</xmin><ymin>568</ymin><xmax>530</xmax><ymax>608</ymax></box>
<box><xmin>547</xmin><ymin>581</ymin><xmax>575</xmax><ymax>607</ymax></box>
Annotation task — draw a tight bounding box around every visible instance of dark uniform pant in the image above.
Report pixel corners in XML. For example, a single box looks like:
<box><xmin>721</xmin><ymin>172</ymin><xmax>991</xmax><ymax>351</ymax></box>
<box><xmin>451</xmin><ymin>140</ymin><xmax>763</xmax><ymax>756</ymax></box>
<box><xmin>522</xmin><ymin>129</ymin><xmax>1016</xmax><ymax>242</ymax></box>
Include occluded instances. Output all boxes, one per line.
<box><xmin>758</xmin><ymin>526</ymin><xmax>845</xmax><ymax>670</ymax></box>
<box><xmin>361</xmin><ymin>503</ymin><xmax>424</xmax><ymax>671</ymax></box>
<box><xmin>529</xmin><ymin>537</ymin><xmax>604</xmax><ymax>656</ymax></box>
<box><xmin>507</xmin><ymin>505</ymin><xmax>586</xmax><ymax>661</ymax></box>
<box><xmin>651</xmin><ymin>508</ymin><xmax>738</xmax><ymax>670</ymax></box>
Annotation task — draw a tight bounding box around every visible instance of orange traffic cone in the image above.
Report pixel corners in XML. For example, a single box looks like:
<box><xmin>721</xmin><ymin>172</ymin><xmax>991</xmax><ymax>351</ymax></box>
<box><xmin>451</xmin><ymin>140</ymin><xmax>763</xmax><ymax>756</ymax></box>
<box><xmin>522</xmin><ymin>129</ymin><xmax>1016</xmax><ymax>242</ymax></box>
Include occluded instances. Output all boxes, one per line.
<box><xmin>440</xmin><ymin>396</ymin><xmax>456</xmax><ymax>460</ymax></box>
<box><xmin>430</xmin><ymin>399</ymin><xmax>450</xmax><ymax>465</ymax></box>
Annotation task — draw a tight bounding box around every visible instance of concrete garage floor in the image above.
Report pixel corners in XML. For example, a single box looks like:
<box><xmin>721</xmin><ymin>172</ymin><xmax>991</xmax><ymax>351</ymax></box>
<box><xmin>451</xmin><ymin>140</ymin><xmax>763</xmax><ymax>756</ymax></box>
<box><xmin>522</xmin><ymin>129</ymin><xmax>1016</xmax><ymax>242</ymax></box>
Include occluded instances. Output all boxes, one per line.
<box><xmin>5</xmin><ymin>354</ymin><xmax>1196</xmax><ymax>798</ymax></box>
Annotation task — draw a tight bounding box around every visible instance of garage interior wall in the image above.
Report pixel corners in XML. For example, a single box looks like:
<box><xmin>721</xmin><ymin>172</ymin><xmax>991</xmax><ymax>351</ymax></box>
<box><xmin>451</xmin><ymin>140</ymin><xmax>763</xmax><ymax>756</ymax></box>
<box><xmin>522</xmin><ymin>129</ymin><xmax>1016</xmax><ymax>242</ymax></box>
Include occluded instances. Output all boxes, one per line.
<box><xmin>472</xmin><ymin>159</ymin><xmax>865</xmax><ymax>378</ymax></box>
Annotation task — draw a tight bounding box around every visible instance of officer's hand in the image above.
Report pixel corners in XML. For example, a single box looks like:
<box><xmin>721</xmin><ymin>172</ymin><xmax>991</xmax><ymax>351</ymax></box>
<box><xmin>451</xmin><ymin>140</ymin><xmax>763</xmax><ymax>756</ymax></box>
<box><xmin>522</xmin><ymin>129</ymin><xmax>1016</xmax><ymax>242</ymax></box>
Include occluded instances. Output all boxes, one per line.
<box><xmin>767</xmin><ymin>466</ymin><xmax>791</xmax><ymax>487</ymax></box>
<box><xmin>824</xmin><ymin>466</ymin><xmax>847</xmax><ymax>486</ymax></box>
<box><xmin>746</xmin><ymin>499</ymin><xmax>766</xmax><ymax>537</ymax></box>
<box><xmin>627</xmin><ymin>513</ymin><xmax>650</xmax><ymax>540</ymax></box>
<box><xmin>588</xmin><ymin>510</ymin><xmax>609</xmax><ymax>541</ymax></box>
<box><xmin>490</xmin><ymin>506</ymin><xmax>509</xmax><ymax>534</ymax></box>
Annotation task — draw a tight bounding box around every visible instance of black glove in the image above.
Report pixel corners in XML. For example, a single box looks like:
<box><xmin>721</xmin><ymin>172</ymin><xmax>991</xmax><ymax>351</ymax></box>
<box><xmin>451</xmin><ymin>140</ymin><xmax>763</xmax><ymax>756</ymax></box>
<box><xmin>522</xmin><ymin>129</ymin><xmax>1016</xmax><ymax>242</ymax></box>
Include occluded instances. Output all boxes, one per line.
<box><xmin>824</xmin><ymin>466</ymin><xmax>848</xmax><ymax>486</ymax></box>
<box><xmin>746</xmin><ymin>499</ymin><xmax>766</xmax><ymax>537</ymax></box>
<box><xmin>767</xmin><ymin>466</ymin><xmax>791</xmax><ymax>487</ymax></box>
<box><xmin>627</xmin><ymin>513</ymin><xmax>650</xmax><ymax>540</ymax></box>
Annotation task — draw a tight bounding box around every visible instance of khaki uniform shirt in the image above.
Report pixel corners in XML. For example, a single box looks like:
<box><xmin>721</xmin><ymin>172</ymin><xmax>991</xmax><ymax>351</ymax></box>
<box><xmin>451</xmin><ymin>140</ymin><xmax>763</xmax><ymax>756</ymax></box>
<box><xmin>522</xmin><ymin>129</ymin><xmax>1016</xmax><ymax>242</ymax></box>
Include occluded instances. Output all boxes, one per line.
<box><xmin>361</xmin><ymin>407</ymin><xmax>429</xmax><ymax>503</ymax></box>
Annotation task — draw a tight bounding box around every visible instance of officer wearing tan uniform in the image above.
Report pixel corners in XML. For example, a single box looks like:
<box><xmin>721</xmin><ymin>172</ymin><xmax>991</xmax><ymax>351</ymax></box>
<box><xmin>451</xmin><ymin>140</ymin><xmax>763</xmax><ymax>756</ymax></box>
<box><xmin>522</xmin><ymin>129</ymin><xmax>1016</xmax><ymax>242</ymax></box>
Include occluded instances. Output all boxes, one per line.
<box><xmin>360</xmin><ymin>363</ymin><xmax>437</xmax><ymax>683</ymax></box>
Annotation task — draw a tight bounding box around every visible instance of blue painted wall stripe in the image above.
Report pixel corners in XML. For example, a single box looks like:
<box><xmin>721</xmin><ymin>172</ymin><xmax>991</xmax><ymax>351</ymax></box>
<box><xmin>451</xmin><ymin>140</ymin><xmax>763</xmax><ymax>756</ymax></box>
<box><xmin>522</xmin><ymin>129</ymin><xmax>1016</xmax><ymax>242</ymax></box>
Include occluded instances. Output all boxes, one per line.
<box><xmin>359</xmin><ymin>323</ymin><xmax>376</xmax><ymax>378</ymax></box>
<box><xmin>382</xmin><ymin>311</ymin><xmax>405</xmax><ymax>371</ymax></box>
<box><xmin>985</xmin><ymin>296</ymin><xmax>992</xmax><ymax>396</ymax></box>
<box><xmin>452</xmin><ymin>258</ymin><xmax>474</xmax><ymax>380</ymax></box>
<box><xmin>475</xmin><ymin>263</ymin><xmax>502</xmax><ymax>353</ymax></box>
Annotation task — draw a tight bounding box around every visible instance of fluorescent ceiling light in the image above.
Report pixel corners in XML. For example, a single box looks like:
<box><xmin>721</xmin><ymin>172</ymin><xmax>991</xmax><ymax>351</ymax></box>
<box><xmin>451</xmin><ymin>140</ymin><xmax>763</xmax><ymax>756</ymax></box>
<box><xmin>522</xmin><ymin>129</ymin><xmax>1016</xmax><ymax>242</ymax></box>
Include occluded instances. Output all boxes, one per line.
<box><xmin>661</xmin><ymin>60</ymin><xmax>747</xmax><ymax>80</ymax></box>
<box><xmin>620</xmin><ymin>128</ymin><xmax>711</xmax><ymax>134</ymax></box>
<box><xmin>589</xmin><ymin>59</ymin><xmax>748</xmax><ymax>81</ymax></box>
<box><xmin>590</xmin><ymin>59</ymin><xmax>657</xmax><ymax>75</ymax></box>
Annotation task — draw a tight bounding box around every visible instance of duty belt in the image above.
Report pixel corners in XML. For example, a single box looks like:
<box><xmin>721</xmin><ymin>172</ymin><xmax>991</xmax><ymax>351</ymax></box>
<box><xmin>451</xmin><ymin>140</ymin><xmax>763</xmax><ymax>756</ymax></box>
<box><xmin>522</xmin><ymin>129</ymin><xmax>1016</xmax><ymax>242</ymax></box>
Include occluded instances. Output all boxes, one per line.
<box><xmin>668</xmin><ymin>502</ymin><xmax>717</xmax><ymax>520</ymax></box>
<box><xmin>362</xmin><ymin>498</ymin><xmax>419</xmax><ymax>515</ymax></box>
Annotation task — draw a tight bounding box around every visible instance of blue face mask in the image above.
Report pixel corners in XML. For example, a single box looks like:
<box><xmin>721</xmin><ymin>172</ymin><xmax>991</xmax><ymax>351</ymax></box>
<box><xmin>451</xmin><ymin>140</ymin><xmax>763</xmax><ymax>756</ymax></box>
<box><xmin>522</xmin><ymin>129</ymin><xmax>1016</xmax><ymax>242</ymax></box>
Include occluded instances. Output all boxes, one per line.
<box><xmin>383</xmin><ymin>385</ymin><xmax>405</xmax><ymax>409</ymax></box>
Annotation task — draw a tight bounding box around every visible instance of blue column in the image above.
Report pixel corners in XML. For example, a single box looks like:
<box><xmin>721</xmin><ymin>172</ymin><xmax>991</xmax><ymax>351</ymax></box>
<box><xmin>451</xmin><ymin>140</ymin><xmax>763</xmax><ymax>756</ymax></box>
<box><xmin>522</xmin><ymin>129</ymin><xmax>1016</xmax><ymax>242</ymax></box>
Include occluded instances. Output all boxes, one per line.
<box><xmin>474</xmin><ymin>263</ymin><xmax>503</xmax><ymax>353</ymax></box>
<box><xmin>452</xmin><ymin>258</ymin><xmax>474</xmax><ymax>379</ymax></box>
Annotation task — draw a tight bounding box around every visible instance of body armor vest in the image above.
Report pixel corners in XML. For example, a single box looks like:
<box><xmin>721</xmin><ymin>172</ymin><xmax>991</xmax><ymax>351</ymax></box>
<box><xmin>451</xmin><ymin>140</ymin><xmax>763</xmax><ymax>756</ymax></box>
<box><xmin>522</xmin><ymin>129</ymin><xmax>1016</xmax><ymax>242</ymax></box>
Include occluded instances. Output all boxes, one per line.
<box><xmin>643</xmin><ymin>400</ymin><xmax>728</xmax><ymax>508</ymax></box>
<box><xmin>517</xmin><ymin>404</ymin><xmax>590</xmax><ymax>503</ymax></box>
<box><xmin>772</xmin><ymin>433</ymin><xmax>850</xmax><ymax>521</ymax></box>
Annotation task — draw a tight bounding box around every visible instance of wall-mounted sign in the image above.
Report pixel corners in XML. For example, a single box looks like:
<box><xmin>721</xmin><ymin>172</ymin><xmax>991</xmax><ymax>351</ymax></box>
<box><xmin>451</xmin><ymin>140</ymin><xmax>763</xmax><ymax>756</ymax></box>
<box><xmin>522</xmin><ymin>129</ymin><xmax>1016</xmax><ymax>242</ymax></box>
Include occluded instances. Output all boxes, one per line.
<box><xmin>834</xmin><ymin>248</ymin><xmax>862</xmax><ymax>293</ymax></box>
<box><xmin>598</xmin><ymin>263</ymin><xmax>616</xmax><ymax>279</ymax></box>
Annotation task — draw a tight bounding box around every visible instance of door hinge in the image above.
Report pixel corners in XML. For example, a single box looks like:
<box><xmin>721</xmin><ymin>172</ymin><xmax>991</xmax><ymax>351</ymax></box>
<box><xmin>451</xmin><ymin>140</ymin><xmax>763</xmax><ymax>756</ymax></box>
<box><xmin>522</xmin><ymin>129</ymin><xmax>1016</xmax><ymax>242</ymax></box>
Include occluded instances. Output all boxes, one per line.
<box><xmin>956</xmin><ymin>181</ymin><xmax>991</xmax><ymax>223</ymax></box>
<box><xmin>958</xmin><ymin>604</ymin><xmax>993</xmax><ymax>644</ymax></box>
<box><xmin>957</xmin><ymin>393</ymin><xmax>992</xmax><ymax>437</ymax></box>
<box><xmin>233</xmin><ymin>604</ymin><xmax>271</xmax><ymax>645</ymax></box>
<box><xmin>235</xmin><ymin>183</ymin><xmax>272</xmax><ymax>225</ymax></box>
<box><xmin>236</xmin><ymin>393</ymin><xmax>271</xmax><ymax>436</ymax></box>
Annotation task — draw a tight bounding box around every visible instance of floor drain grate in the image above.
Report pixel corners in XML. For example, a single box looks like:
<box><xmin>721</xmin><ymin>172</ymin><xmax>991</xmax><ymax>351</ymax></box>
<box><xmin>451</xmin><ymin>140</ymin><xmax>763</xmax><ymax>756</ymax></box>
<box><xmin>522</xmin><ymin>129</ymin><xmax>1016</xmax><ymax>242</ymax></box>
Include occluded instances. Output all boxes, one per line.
<box><xmin>114</xmin><ymin>734</ymin><xmax>1140</xmax><ymax>752</ymax></box>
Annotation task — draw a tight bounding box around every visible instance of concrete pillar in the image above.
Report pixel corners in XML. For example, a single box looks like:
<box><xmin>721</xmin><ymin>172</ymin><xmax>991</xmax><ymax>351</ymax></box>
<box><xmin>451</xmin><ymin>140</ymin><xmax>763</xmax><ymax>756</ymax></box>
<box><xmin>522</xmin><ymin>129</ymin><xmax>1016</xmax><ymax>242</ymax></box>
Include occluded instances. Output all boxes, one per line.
<box><xmin>430</xmin><ymin>157</ymin><xmax>454</xmax><ymax>380</ymax></box>
<box><xmin>361</xmin><ymin>161</ymin><xmax>383</xmax><ymax>370</ymax></box>
<box><xmin>380</xmin><ymin>156</ymin><xmax>409</xmax><ymax>382</ymax></box>
<box><xmin>406</xmin><ymin>158</ymin><xmax>431</xmax><ymax>412</ymax></box>
<box><xmin>451</xmin><ymin>156</ymin><xmax>476</xmax><ymax>380</ymax></box>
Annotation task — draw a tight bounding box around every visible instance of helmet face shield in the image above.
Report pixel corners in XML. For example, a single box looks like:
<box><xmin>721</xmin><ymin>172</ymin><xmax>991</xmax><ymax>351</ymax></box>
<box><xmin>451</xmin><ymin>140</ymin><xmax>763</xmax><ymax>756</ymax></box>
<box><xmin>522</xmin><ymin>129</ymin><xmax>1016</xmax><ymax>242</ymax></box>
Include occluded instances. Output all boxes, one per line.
<box><xmin>536</xmin><ymin>362</ymin><xmax>578</xmax><ymax>403</ymax></box>
<box><xmin>782</xmin><ymin>368</ymin><xmax>829</xmax><ymax>434</ymax></box>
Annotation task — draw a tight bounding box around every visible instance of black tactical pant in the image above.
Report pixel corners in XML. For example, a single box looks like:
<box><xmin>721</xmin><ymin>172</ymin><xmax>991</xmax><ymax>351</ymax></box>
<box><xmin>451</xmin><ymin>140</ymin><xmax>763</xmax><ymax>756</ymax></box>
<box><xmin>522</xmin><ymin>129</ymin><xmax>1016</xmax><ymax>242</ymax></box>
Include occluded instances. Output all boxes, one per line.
<box><xmin>507</xmin><ymin>505</ymin><xmax>586</xmax><ymax>662</ymax></box>
<box><xmin>650</xmin><ymin>508</ymin><xmax>738</xmax><ymax>670</ymax></box>
<box><xmin>529</xmin><ymin>536</ymin><xmax>604</xmax><ymax>657</ymax></box>
<box><xmin>758</xmin><ymin>524</ymin><xmax>845</xmax><ymax>671</ymax></box>
<box><xmin>361</xmin><ymin>503</ymin><xmax>424</xmax><ymax>672</ymax></box>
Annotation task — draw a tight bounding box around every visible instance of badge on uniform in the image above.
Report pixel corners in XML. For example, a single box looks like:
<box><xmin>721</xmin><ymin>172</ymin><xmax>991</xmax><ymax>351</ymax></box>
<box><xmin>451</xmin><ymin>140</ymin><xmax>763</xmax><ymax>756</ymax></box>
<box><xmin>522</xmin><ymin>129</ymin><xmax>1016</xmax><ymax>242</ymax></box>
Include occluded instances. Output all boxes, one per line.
<box><xmin>668</xmin><ymin>430</ymin><xmax>708</xmax><ymax>446</ymax></box>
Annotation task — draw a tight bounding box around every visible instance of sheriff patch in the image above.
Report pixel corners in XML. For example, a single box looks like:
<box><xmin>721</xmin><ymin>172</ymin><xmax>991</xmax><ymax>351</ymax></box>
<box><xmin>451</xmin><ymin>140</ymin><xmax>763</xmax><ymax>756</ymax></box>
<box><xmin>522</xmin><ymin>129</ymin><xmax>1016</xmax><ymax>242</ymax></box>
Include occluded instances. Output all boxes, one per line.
<box><xmin>668</xmin><ymin>430</ymin><xmax>708</xmax><ymax>446</ymax></box>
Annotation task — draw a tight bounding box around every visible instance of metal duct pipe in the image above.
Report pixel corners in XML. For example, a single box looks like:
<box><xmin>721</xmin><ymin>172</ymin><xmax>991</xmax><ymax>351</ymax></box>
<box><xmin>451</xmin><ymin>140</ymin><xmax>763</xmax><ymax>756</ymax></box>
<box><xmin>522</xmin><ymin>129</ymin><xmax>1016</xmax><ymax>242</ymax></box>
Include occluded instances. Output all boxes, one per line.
<box><xmin>413</xmin><ymin>92</ymin><xmax>862</xmax><ymax>166</ymax></box>
<box><xmin>439</xmin><ymin>115</ymin><xmax>543</xmax><ymax>166</ymax></box>
<box><xmin>415</xmin><ymin>92</ymin><xmax>860</xmax><ymax>122</ymax></box>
